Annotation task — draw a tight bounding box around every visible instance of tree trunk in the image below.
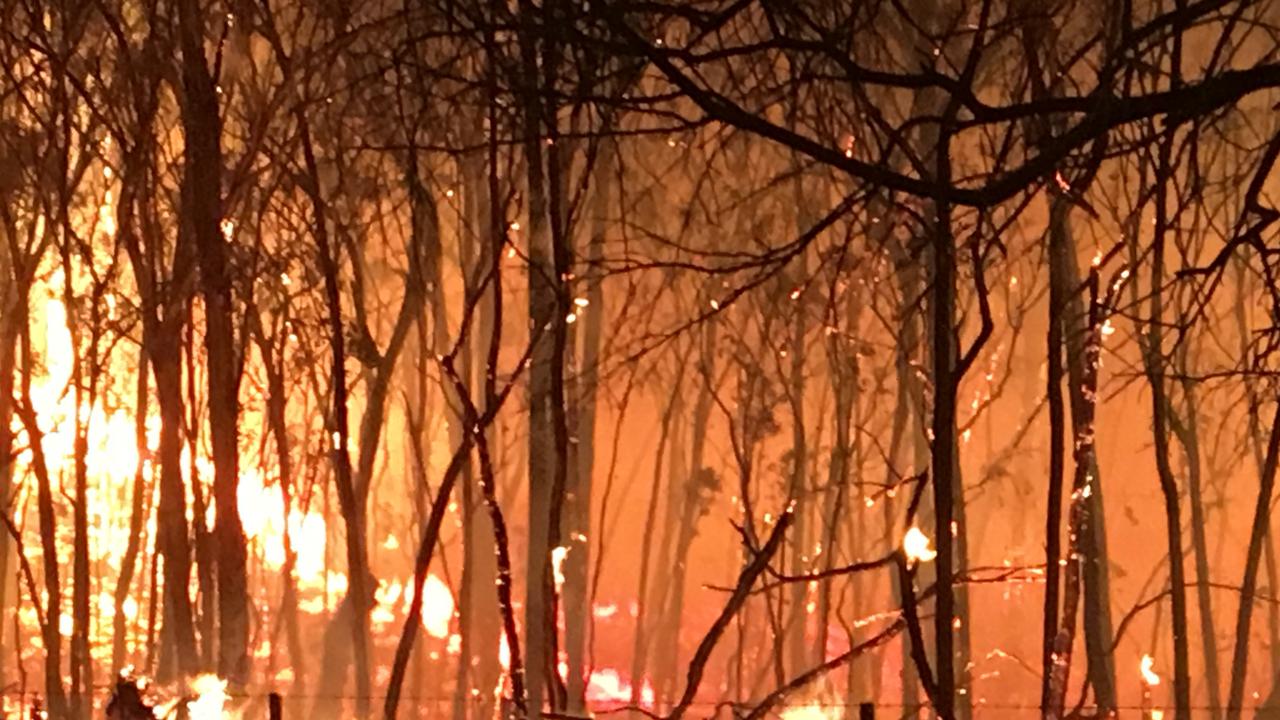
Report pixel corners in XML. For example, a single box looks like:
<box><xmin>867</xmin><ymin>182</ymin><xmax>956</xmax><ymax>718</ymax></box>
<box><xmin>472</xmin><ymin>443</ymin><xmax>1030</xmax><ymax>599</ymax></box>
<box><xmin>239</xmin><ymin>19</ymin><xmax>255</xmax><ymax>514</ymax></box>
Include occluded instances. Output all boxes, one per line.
<box><xmin>383</xmin><ymin>396</ymin><xmax>477</xmax><ymax>720</ymax></box>
<box><xmin>307</xmin><ymin>138</ymin><xmax>429</xmax><ymax>719</ymax></box>
<box><xmin>927</xmin><ymin>126</ymin><xmax>959</xmax><ymax>720</ymax></box>
<box><xmin>113</xmin><ymin>352</ymin><xmax>151</xmax><ymax>676</ymax></box>
<box><xmin>1226</xmin><ymin>402</ymin><xmax>1280</xmax><ymax>720</ymax></box>
<box><xmin>188</xmin><ymin>357</ymin><xmax>217</xmax><ymax>669</ymax></box>
<box><xmin>176</xmin><ymin>0</ymin><xmax>249</xmax><ymax>685</ymax></box>
<box><xmin>297</xmin><ymin>114</ymin><xmax>373</xmax><ymax>718</ymax></box>
<box><xmin>0</xmin><ymin>226</ymin><xmax>15</xmax><ymax>696</ymax></box>
<box><xmin>1170</xmin><ymin>375</ymin><xmax>1221</xmax><ymax>719</ymax></box>
<box><xmin>652</xmin><ymin>324</ymin><xmax>717</xmax><ymax>707</ymax></box>
<box><xmin>1043</xmin><ymin>277</ymin><xmax>1104</xmax><ymax>720</ymax></box>
<box><xmin>68</xmin><ymin>302</ymin><xmax>93</xmax><ymax>720</ymax></box>
<box><xmin>257</xmin><ymin>327</ymin><xmax>306</xmax><ymax>693</ymax></box>
<box><xmin>152</xmin><ymin>325</ymin><xmax>200</xmax><ymax>679</ymax></box>
<box><xmin>654</xmin><ymin>461</ymin><xmax>717</xmax><ymax>705</ymax></box>
<box><xmin>651</xmin><ymin>400</ymin><xmax>688</xmax><ymax>706</ymax></box>
<box><xmin>563</xmin><ymin>137</ymin><xmax>613</xmax><ymax>715</ymax></box>
<box><xmin>1240</xmin><ymin>255</ymin><xmax>1280</xmax><ymax>706</ymax></box>
<box><xmin>1042</xmin><ymin>197</ymin><xmax>1067</xmax><ymax>714</ymax></box>
<box><xmin>786</xmin><ymin>265</ymin><xmax>809</xmax><ymax>681</ymax></box>
<box><xmin>518</xmin><ymin>2</ymin><xmax>564</xmax><ymax>711</ymax></box>
<box><xmin>887</xmin><ymin>236</ymin><xmax>926</xmax><ymax>719</ymax></box>
<box><xmin>454</xmin><ymin>141</ymin><xmax>501</xmax><ymax>720</ymax></box>
<box><xmin>1023</xmin><ymin>18</ymin><xmax>1119</xmax><ymax>705</ymax></box>
<box><xmin>1146</xmin><ymin>129</ymin><xmax>1192</xmax><ymax>720</ymax></box>
<box><xmin>628</xmin><ymin>371</ymin><xmax>685</xmax><ymax>706</ymax></box>
<box><xmin>818</xmin><ymin>312</ymin><xmax>850</xmax><ymax>666</ymax></box>
<box><xmin>17</xmin><ymin>326</ymin><xmax>67</xmax><ymax>718</ymax></box>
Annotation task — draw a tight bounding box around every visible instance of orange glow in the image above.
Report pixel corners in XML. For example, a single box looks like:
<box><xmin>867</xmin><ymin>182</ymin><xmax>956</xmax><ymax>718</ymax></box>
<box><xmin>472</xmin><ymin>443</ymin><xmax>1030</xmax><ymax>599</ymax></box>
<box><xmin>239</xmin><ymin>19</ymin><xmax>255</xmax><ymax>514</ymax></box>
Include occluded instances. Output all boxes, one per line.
<box><xmin>8</xmin><ymin>16</ymin><xmax>1275</xmax><ymax>718</ymax></box>
<box><xmin>585</xmin><ymin>668</ymin><xmax>654</xmax><ymax>708</ymax></box>
<box><xmin>781</xmin><ymin>702</ymin><xmax>840</xmax><ymax>720</ymax></box>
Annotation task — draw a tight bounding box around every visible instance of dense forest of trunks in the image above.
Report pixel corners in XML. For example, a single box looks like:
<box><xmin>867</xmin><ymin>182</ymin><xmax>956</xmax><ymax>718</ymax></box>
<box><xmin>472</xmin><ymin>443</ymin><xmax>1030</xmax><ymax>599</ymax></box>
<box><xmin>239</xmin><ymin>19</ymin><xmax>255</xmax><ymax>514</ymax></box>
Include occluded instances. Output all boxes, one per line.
<box><xmin>3</xmin><ymin>1</ymin><xmax>1280</xmax><ymax>719</ymax></box>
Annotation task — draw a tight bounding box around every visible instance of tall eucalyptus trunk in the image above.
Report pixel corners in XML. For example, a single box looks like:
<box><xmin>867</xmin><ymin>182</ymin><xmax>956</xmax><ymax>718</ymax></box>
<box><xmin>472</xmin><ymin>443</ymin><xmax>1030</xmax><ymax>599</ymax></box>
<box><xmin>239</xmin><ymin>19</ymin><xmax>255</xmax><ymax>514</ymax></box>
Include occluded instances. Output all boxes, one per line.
<box><xmin>454</xmin><ymin>141</ymin><xmax>501</xmax><ymax>720</ymax></box>
<box><xmin>563</xmin><ymin>138</ymin><xmax>613</xmax><ymax>713</ymax></box>
<box><xmin>176</xmin><ymin>0</ymin><xmax>250</xmax><ymax>685</ymax></box>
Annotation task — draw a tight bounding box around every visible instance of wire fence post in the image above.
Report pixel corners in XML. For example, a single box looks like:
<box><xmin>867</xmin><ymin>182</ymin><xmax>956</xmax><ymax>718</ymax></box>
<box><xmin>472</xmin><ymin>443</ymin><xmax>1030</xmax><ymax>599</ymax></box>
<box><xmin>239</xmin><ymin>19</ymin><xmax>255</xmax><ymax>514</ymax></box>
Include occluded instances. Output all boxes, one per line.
<box><xmin>269</xmin><ymin>692</ymin><xmax>283</xmax><ymax>720</ymax></box>
<box><xmin>858</xmin><ymin>702</ymin><xmax>874</xmax><ymax>720</ymax></box>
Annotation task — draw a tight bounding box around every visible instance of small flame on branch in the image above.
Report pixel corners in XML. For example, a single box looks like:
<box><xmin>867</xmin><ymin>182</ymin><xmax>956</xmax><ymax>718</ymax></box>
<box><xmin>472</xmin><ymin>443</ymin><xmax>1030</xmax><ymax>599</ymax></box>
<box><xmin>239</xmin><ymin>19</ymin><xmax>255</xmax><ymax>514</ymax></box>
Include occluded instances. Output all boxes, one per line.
<box><xmin>903</xmin><ymin>527</ymin><xmax>937</xmax><ymax>564</ymax></box>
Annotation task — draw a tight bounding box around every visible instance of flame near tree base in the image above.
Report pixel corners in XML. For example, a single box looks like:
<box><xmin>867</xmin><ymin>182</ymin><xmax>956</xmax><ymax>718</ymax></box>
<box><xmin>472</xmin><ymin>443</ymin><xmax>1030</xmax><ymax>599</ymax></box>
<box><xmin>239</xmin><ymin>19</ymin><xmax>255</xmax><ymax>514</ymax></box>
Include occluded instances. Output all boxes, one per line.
<box><xmin>104</xmin><ymin>671</ymin><xmax>228</xmax><ymax>720</ymax></box>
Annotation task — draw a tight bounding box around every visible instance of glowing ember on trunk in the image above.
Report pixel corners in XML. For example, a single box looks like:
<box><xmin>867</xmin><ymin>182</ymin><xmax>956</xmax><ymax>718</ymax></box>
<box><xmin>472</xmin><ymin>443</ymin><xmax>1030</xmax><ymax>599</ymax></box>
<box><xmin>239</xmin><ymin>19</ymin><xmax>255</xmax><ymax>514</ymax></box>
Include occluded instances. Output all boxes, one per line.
<box><xmin>551</xmin><ymin>545</ymin><xmax>569</xmax><ymax>590</ymax></box>
<box><xmin>1140</xmin><ymin>654</ymin><xmax>1161</xmax><ymax>686</ymax></box>
<box><xmin>903</xmin><ymin>526</ymin><xmax>937</xmax><ymax>564</ymax></box>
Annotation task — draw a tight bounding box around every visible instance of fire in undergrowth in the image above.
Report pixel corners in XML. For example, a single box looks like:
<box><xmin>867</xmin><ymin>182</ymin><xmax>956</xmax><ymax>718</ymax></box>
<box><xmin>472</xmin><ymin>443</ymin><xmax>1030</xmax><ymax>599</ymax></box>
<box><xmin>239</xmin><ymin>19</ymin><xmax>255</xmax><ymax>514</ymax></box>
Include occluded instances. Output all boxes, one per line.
<box><xmin>779</xmin><ymin>683</ymin><xmax>843</xmax><ymax>720</ymax></box>
<box><xmin>187</xmin><ymin>674</ymin><xmax>229</xmax><ymax>720</ymax></box>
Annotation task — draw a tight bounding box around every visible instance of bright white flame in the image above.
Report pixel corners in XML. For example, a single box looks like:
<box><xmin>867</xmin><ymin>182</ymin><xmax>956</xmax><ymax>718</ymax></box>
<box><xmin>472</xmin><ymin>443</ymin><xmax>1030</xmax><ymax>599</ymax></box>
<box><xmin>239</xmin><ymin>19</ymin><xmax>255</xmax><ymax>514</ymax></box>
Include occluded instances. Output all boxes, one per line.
<box><xmin>584</xmin><ymin>668</ymin><xmax>655</xmax><ymax>708</ymax></box>
<box><xmin>1141</xmin><ymin>654</ymin><xmax>1161</xmax><ymax>686</ymax></box>
<box><xmin>903</xmin><ymin>527</ymin><xmax>937</xmax><ymax>564</ymax></box>
<box><xmin>187</xmin><ymin>674</ymin><xmax>228</xmax><ymax>720</ymax></box>
<box><xmin>417</xmin><ymin>574</ymin><xmax>454</xmax><ymax>638</ymax></box>
<box><xmin>551</xmin><ymin>546</ymin><xmax>569</xmax><ymax>590</ymax></box>
<box><xmin>781</xmin><ymin>700</ymin><xmax>841</xmax><ymax>720</ymax></box>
